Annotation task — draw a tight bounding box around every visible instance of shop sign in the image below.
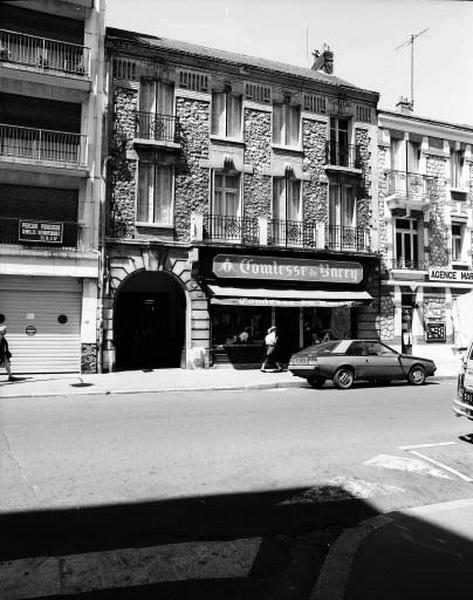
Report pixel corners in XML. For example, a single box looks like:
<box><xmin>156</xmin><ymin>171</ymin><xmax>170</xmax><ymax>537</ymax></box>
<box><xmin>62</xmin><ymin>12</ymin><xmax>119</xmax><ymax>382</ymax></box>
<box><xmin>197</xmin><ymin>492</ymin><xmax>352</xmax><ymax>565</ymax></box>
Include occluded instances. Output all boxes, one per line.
<box><xmin>425</xmin><ymin>322</ymin><xmax>446</xmax><ymax>343</ymax></box>
<box><xmin>213</xmin><ymin>254</ymin><xmax>363</xmax><ymax>284</ymax></box>
<box><xmin>429</xmin><ymin>268</ymin><xmax>473</xmax><ymax>283</ymax></box>
<box><xmin>19</xmin><ymin>221</ymin><xmax>63</xmax><ymax>244</ymax></box>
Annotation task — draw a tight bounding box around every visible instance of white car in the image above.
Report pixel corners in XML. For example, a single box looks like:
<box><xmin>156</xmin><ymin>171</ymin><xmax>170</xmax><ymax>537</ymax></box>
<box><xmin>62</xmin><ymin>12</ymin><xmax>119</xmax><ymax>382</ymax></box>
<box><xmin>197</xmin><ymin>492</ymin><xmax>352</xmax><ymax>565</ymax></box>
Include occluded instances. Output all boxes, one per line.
<box><xmin>453</xmin><ymin>342</ymin><xmax>473</xmax><ymax>420</ymax></box>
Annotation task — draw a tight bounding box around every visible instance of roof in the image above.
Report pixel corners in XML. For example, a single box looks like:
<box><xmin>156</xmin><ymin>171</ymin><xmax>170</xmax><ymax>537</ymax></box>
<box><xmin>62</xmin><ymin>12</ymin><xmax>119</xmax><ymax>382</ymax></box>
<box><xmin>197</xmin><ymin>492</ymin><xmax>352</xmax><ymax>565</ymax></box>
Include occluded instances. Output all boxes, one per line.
<box><xmin>107</xmin><ymin>27</ymin><xmax>378</xmax><ymax>97</ymax></box>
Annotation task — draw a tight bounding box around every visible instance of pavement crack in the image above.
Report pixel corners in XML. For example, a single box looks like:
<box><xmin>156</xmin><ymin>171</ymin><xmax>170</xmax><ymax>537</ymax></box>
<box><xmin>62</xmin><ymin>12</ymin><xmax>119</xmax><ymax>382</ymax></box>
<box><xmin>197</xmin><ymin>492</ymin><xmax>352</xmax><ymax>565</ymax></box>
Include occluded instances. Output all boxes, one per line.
<box><xmin>0</xmin><ymin>431</ymin><xmax>40</xmax><ymax>503</ymax></box>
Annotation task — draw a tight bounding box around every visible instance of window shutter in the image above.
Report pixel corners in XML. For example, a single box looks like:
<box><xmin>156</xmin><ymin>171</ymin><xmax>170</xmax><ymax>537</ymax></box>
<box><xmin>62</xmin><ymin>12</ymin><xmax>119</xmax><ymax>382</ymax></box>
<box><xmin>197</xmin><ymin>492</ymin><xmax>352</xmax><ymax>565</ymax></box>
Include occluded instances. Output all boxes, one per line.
<box><xmin>272</xmin><ymin>178</ymin><xmax>285</xmax><ymax>219</ymax></box>
<box><xmin>227</xmin><ymin>95</ymin><xmax>242</xmax><ymax>138</ymax></box>
<box><xmin>140</xmin><ymin>80</ymin><xmax>157</xmax><ymax>113</ymax></box>
<box><xmin>155</xmin><ymin>166</ymin><xmax>173</xmax><ymax>224</ymax></box>
<box><xmin>288</xmin><ymin>106</ymin><xmax>300</xmax><ymax>147</ymax></box>
<box><xmin>272</xmin><ymin>105</ymin><xmax>283</xmax><ymax>144</ymax></box>
<box><xmin>288</xmin><ymin>180</ymin><xmax>301</xmax><ymax>221</ymax></box>
<box><xmin>137</xmin><ymin>162</ymin><xmax>153</xmax><ymax>222</ymax></box>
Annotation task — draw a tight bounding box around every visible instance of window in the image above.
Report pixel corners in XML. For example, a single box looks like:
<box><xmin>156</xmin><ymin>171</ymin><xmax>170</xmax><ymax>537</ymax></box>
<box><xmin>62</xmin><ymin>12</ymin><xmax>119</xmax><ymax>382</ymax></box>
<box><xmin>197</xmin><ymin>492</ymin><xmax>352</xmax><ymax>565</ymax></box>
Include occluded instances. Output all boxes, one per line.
<box><xmin>329</xmin><ymin>184</ymin><xmax>356</xmax><ymax>227</ymax></box>
<box><xmin>451</xmin><ymin>149</ymin><xmax>464</xmax><ymax>188</ymax></box>
<box><xmin>139</xmin><ymin>79</ymin><xmax>175</xmax><ymax>141</ymax></box>
<box><xmin>452</xmin><ymin>223</ymin><xmax>464</xmax><ymax>262</ymax></box>
<box><xmin>346</xmin><ymin>341</ymin><xmax>366</xmax><ymax>356</ymax></box>
<box><xmin>272</xmin><ymin>177</ymin><xmax>301</xmax><ymax>221</ymax></box>
<box><xmin>213</xmin><ymin>172</ymin><xmax>240</xmax><ymax>216</ymax></box>
<box><xmin>395</xmin><ymin>218</ymin><xmax>420</xmax><ymax>268</ymax></box>
<box><xmin>329</xmin><ymin>118</ymin><xmax>349</xmax><ymax>165</ymax></box>
<box><xmin>273</xmin><ymin>103</ymin><xmax>300</xmax><ymax>146</ymax></box>
<box><xmin>137</xmin><ymin>163</ymin><xmax>173</xmax><ymax>225</ymax></box>
<box><xmin>211</xmin><ymin>91</ymin><xmax>242</xmax><ymax>138</ymax></box>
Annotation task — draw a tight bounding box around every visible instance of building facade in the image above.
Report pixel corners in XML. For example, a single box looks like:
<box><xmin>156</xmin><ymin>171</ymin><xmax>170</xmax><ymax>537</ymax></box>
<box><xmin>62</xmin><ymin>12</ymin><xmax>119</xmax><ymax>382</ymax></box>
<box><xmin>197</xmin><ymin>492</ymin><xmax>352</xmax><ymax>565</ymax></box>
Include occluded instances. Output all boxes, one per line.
<box><xmin>377</xmin><ymin>100</ymin><xmax>473</xmax><ymax>370</ymax></box>
<box><xmin>103</xmin><ymin>30</ymin><xmax>380</xmax><ymax>372</ymax></box>
<box><xmin>0</xmin><ymin>0</ymin><xmax>105</xmax><ymax>373</ymax></box>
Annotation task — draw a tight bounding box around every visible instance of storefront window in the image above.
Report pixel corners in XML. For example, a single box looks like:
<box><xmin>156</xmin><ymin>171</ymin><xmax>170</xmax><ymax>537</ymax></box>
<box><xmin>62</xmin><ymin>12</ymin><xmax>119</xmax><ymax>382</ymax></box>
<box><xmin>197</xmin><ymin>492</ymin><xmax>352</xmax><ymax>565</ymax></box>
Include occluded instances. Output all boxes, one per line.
<box><xmin>211</xmin><ymin>306</ymin><xmax>271</xmax><ymax>347</ymax></box>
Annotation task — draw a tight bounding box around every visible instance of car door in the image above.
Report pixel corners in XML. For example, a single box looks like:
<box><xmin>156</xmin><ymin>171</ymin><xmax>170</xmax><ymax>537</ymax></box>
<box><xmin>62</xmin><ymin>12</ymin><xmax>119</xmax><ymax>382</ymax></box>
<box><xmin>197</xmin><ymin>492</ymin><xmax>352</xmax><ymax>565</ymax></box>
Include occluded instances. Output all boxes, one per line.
<box><xmin>344</xmin><ymin>340</ymin><xmax>369</xmax><ymax>378</ymax></box>
<box><xmin>365</xmin><ymin>342</ymin><xmax>404</xmax><ymax>380</ymax></box>
<box><xmin>463</xmin><ymin>343</ymin><xmax>473</xmax><ymax>391</ymax></box>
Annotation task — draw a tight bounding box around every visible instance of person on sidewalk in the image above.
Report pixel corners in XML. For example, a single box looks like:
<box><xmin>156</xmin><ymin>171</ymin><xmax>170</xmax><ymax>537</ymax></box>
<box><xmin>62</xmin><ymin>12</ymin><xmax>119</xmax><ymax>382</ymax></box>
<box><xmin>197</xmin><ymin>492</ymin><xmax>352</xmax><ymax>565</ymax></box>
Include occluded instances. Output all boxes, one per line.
<box><xmin>261</xmin><ymin>326</ymin><xmax>282</xmax><ymax>372</ymax></box>
<box><xmin>0</xmin><ymin>315</ymin><xmax>13</xmax><ymax>382</ymax></box>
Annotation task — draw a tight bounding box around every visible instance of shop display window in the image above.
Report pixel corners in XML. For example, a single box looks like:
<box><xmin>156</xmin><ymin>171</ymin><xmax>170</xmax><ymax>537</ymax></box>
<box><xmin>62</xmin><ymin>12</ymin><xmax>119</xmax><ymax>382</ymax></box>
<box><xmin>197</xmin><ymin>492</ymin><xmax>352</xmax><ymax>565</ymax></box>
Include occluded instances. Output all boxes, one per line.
<box><xmin>211</xmin><ymin>307</ymin><xmax>271</xmax><ymax>347</ymax></box>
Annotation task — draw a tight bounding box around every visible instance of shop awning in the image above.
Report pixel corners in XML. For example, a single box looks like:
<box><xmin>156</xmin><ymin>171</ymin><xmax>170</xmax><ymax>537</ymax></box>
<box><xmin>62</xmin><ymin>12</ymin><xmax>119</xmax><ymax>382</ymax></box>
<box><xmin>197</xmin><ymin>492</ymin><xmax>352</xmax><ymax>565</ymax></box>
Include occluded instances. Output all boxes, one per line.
<box><xmin>208</xmin><ymin>285</ymin><xmax>373</xmax><ymax>308</ymax></box>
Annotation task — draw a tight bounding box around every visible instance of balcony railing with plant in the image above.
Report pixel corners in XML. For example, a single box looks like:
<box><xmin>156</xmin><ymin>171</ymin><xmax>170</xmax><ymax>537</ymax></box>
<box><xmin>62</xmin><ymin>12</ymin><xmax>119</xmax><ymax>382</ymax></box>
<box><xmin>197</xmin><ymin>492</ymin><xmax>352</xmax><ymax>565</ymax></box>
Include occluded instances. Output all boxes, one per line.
<box><xmin>135</xmin><ymin>111</ymin><xmax>180</xmax><ymax>144</ymax></box>
<box><xmin>268</xmin><ymin>219</ymin><xmax>318</xmax><ymax>248</ymax></box>
<box><xmin>0</xmin><ymin>29</ymin><xmax>89</xmax><ymax>76</ymax></box>
<box><xmin>327</xmin><ymin>225</ymin><xmax>370</xmax><ymax>252</ymax></box>
<box><xmin>326</xmin><ymin>142</ymin><xmax>362</xmax><ymax>169</ymax></box>
<box><xmin>0</xmin><ymin>217</ymin><xmax>81</xmax><ymax>250</ymax></box>
<box><xmin>0</xmin><ymin>124</ymin><xmax>87</xmax><ymax>166</ymax></box>
<box><xmin>204</xmin><ymin>215</ymin><xmax>260</xmax><ymax>245</ymax></box>
<box><xmin>387</xmin><ymin>170</ymin><xmax>437</xmax><ymax>198</ymax></box>
<box><xmin>390</xmin><ymin>257</ymin><xmax>429</xmax><ymax>271</ymax></box>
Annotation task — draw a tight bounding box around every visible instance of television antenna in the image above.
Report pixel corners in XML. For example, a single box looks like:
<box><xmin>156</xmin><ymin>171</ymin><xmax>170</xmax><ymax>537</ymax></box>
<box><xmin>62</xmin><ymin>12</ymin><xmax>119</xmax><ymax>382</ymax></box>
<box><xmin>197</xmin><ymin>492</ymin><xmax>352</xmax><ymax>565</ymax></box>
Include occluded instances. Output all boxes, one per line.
<box><xmin>395</xmin><ymin>28</ymin><xmax>429</xmax><ymax>110</ymax></box>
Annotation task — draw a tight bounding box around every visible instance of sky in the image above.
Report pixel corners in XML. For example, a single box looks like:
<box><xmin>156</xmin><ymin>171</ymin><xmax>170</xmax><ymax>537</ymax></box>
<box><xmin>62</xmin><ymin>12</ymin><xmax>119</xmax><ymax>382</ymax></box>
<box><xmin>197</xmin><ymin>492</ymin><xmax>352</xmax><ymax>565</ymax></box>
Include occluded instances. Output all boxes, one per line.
<box><xmin>106</xmin><ymin>0</ymin><xmax>473</xmax><ymax>126</ymax></box>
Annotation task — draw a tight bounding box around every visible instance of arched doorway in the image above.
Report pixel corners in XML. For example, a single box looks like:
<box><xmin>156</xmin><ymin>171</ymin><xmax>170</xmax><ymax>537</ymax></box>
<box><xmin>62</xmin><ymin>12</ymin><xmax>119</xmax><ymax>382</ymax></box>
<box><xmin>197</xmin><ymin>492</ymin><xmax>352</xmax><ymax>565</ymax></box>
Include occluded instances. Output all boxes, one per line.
<box><xmin>114</xmin><ymin>270</ymin><xmax>186</xmax><ymax>370</ymax></box>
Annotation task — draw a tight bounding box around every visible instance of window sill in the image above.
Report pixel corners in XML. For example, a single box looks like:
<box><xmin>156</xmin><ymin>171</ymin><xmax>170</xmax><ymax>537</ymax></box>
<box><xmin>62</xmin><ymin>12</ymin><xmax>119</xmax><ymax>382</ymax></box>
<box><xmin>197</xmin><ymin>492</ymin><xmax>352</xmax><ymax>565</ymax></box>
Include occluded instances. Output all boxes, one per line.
<box><xmin>271</xmin><ymin>143</ymin><xmax>303</xmax><ymax>154</ymax></box>
<box><xmin>135</xmin><ymin>221</ymin><xmax>174</xmax><ymax>230</ymax></box>
<box><xmin>210</xmin><ymin>135</ymin><xmax>245</xmax><ymax>146</ymax></box>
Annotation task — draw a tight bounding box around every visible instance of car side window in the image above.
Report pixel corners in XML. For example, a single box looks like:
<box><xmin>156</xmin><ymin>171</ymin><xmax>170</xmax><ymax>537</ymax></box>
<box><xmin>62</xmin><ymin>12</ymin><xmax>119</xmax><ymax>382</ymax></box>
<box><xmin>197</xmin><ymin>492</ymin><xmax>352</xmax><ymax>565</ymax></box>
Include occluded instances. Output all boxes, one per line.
<box><xmin>346</xmin><ymin>341</ymin><xmax>366</xmax><ymax>356</ymax></box>
<box><xmin>468</xmin><ymin>344</ymin><xmax>473</xmax><ymax>360</ymax></box>
<box><xmin>367</xmin><ymin>342</ymin><xmax>397</xmax><ymax>357</ymax></box>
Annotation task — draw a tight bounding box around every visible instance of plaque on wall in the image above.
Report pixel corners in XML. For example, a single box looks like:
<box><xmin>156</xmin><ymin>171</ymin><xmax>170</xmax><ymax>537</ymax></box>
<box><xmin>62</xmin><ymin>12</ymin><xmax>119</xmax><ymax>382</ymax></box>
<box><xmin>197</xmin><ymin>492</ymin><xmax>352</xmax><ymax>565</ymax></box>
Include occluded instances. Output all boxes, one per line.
<box><xmin>425</xmin><ymin>322</ymin><xmax>446</xmax><ymax>343</ymax></box>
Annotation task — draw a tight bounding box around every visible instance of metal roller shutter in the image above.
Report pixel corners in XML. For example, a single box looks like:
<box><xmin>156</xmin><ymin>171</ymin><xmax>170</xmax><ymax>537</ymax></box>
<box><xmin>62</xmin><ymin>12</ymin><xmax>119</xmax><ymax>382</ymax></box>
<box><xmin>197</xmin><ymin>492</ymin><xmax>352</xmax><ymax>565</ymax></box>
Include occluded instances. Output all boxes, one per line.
<box><xmin>0</xmin><ymin>277</ymin><xmax>82</xmax><ymax>374</ymax></box>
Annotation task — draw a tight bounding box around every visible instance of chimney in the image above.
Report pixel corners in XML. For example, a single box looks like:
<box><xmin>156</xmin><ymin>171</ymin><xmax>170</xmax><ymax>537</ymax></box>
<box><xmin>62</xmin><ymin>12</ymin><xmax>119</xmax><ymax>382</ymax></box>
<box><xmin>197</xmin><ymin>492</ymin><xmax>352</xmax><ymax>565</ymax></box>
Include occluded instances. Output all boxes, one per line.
<box><xmin>396</xmin><ymin>96</ymin><xmax>413</xmax><ymax>114</ymax></box>
<box><xmin>311</xmin><ymin>43</ymin><xmax>334</xmax><ymax>75</ymax></box>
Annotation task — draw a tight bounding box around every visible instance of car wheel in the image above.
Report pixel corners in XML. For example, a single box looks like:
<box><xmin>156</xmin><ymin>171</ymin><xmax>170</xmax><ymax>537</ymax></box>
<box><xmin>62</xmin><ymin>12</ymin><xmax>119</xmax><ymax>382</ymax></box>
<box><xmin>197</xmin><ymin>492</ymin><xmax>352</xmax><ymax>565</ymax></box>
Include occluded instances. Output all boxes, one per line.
<box><xmin>408</xmin><ymin>365</ymin><xmax>426</xmax><ymax>385</ymax></box>
<box><xmin>333</xmin><ymin>367</ymin><xmax>354</xmax><ymax>390</ymax></box>
<box><xmin>308</xmin><ymin>377</ymin><xmax>326</xmax><ymax>389</ymax></box>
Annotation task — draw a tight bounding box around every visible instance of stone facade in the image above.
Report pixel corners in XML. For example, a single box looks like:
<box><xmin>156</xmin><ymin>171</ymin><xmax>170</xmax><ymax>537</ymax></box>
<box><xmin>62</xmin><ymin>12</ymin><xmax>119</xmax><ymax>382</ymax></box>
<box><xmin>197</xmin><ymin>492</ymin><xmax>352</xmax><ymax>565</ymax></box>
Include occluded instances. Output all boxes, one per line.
<box><xmin>243</xmin><ymin>108</ymin><xmax>271</xmax><ymax>218</ymax></box>
<box><xmin>302</xmin><ymin>119</ymin><xmax>328</xmax><ymax>223</ymax></box>
<box><xmin>426</xmin><ymin>153</ymin><xmax>448</xmax><ymax>267</ymax></box>
<box><xmin>355</xmin><ymin>128</ymin><xmax>372</xmax><ymax>228</ymax></box>
<box><xmin>175</xmin><ymin>98</ymin><xmax>210</xmax><ymax>241</ymax></box>
<box><xmin>81</xmin><ymin>343</ymin><xmax>98</xmax><ymax>374</ymax></box>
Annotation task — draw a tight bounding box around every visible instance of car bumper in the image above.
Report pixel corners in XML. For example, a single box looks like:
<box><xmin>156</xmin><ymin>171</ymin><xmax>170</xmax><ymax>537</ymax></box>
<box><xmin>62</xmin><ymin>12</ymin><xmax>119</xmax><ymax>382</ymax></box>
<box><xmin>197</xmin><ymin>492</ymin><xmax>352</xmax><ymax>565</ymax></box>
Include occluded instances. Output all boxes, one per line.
<box><xmin>289</xmin><ymin>366</ymin><xmax>316</xmax><ymax>379</ymax></box>
<box><xmin>453</xmin><ymin>398</ymin><xmax>473</xmax><ymax>419</ymax></box>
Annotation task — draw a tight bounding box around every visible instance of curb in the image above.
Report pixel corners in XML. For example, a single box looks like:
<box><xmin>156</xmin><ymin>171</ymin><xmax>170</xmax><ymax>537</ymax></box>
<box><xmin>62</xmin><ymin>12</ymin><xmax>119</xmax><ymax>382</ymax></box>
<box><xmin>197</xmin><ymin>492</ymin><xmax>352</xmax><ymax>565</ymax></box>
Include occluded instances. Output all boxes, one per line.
<box><xmin>311</xmin><ymin>496</ymin><xmax>473</xmax><ymax>600</ymax></box>
<box><xmin>0</xmin><ymin>379</ymin><xmax>306</xmax><ymax>399</ymax></box>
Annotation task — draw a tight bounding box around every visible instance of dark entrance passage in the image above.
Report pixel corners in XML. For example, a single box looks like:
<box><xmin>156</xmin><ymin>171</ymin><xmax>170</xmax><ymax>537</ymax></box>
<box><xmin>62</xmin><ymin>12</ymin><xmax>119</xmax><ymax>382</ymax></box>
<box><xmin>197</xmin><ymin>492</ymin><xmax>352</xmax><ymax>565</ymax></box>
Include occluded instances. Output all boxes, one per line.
<box><xmin>114</xmin><ymin>271</ymin><xmax>186</xmax><ymax>371</ymax></box>
<box><xmin>275</xmin><ymin>308</ymin><xmax>301</xmax><ymax>365</ymax></box>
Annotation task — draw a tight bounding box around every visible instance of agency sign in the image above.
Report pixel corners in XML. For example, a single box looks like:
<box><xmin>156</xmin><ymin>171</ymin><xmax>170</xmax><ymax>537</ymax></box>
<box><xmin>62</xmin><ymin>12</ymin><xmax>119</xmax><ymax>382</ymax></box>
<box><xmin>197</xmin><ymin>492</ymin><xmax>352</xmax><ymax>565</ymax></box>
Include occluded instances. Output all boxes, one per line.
<box><xmin>429</xmin><ymin>268</ymin><xmax>473</xmax><ymax>283</ymax></box>
<box><xmin>213</xmin><ymin>254</ymin><xmax>363</xmax><ymax>284</ymax></box>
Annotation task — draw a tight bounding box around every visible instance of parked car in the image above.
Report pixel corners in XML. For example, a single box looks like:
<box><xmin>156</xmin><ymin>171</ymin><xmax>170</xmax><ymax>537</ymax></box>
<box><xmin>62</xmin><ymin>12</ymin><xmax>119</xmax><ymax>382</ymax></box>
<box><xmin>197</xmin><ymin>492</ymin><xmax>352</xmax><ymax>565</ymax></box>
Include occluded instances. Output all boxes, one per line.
<box><xmin>453</xmin><ymin>341</ymin><xmax>473</xmax><ymax>420</ymax></box>
<box><xmin>289</xmin><ymin>339</ymin><xmax>436</xmax><ymax>390</ymax></box>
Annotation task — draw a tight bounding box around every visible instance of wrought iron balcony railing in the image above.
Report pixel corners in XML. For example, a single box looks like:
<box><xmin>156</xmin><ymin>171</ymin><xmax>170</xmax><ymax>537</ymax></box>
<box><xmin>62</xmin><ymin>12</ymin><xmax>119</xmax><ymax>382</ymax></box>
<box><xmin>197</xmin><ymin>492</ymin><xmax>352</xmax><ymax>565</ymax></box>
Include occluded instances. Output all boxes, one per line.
<box><xmin>326</xmin><ymin>142</ymin><xmax>361</xmax><ymax>169</ymax></box>
<box><xmin>0</xmin><ymin>29</ymin><xmax>89</xmax><ymax>76</ymax></box>
<box><xmin>0</xmin><ymin>124</ymin><xmax>87</xmax><ymax>166</ymax></box>
<box><xmin>327</xmin><ymin>225</ymin><xmax>370</xmax><ymax>252</ymax></box>
<box><xmin>205</xmin><ymin>215</ymin><xmax>259</xmax><ymax>245</ymax></box>
<box><xmin>391</xmin><ymin>258</ymin><xmax>429</xmax><ymax>271</ymax></box>
<box><xmin>0</xmin><ymin>217</ymin><xmax>81</xmax><ymax>249</ymax></box>
<box><xmin>387</xmin><ymin>170</ymin><xmax>436</xmax><ymax>198</ymax></box>
<box><xmin>135</xmin><ymin>111</ymin><xmax>180</xmax><ymax>144</ymax></box>
<box><xmin>269</xmin><ymin>219</ymin><xmax>317</xmax><ymax>248</ymax></box>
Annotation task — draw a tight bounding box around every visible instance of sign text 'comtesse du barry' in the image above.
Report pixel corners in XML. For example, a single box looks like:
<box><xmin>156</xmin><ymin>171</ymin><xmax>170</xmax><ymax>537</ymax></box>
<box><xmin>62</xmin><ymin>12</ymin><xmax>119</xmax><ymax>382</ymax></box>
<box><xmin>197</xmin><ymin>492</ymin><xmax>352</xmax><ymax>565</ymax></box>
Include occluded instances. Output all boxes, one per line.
<box><xmin>213</xmin><ymin>254</ymin><xmax>363</xmax><ymax>284</ymax></box>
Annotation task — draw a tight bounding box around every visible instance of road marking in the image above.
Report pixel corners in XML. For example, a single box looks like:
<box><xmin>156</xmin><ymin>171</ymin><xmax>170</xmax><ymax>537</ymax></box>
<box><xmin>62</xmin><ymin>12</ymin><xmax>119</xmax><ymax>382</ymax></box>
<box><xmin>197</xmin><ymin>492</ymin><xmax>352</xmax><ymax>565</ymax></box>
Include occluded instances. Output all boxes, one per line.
<box><xmin>407</xmin><ymin>449</ymin><xmax>473</xmax><ymax>483</ymax></box>
<box><xmin>398</xmin><ymin>442</ymin><xmax>456</xmax><ymax>450</ymax></box>
<box><xmin>0</xmin><ymin>538</ymin><xmax>261</xmax><ymax>599</ymax></box>
<box><xmin>364</xmin><ymin>454</ymin><xmax>452</xmax><ymax>479</ymax></box>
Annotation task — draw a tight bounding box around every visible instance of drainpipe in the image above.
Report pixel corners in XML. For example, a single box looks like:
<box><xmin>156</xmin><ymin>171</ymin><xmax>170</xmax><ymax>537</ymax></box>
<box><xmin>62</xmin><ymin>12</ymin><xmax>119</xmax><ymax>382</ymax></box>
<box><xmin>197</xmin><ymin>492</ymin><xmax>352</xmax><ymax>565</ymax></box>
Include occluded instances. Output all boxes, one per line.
<box><xmin>97</xmin><ymin>154</ymin><xmax>113</xmax><ymax>373</ymax></box>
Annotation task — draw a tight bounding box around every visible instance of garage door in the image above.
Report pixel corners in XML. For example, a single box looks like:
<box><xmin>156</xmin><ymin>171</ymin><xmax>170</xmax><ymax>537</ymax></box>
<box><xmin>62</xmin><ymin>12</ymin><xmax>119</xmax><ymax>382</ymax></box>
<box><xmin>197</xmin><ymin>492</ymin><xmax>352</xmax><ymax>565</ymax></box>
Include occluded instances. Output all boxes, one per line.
<box><xmin>0</xmin><ymin>276</ymin><xmax>82</xmax><ymax>373</ymax></box>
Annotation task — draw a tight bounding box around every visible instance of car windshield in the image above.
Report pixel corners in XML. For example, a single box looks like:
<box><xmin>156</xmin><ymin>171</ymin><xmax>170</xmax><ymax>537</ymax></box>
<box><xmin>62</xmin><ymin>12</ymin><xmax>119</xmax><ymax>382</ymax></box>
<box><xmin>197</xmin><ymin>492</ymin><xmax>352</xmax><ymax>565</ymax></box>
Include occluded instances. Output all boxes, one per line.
<box><xmin>309</xmin><ymin>341</ymin><xmax>344</xmax><ymax>355</ymax></box>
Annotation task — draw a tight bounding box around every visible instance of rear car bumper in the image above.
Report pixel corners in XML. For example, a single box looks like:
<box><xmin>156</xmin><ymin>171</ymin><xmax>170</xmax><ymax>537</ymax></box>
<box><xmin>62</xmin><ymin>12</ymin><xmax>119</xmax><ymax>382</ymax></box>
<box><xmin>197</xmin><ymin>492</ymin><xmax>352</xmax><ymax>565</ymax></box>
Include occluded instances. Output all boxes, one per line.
<box><xmin>453</xmin><ymin>398</ymin><xmax>473</xmax><ymax>419</ymax></box>
<box><xmin>289</xmin><ymin>366</ymin><xmax>315</xmax><ymax>379</ymax></box>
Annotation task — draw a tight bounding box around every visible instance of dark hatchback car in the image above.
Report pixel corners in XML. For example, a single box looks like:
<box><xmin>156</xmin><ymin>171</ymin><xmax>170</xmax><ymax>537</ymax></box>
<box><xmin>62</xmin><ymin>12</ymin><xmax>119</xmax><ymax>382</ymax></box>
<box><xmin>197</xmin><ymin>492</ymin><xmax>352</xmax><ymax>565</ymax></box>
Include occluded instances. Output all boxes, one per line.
<box><xmin>289</xmin><ymin>339</ymin><xmax>436</xmax><ymax>389</ymax></box>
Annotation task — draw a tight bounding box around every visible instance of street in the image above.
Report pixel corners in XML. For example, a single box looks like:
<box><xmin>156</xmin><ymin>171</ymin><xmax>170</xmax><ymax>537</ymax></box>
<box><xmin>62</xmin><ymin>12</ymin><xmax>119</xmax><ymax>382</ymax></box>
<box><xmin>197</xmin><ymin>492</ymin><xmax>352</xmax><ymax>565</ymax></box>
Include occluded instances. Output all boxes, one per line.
<box><xmin>2</xmin><ymin>380</ymin><xmax>473</xmax><ymax>598</ymax></box>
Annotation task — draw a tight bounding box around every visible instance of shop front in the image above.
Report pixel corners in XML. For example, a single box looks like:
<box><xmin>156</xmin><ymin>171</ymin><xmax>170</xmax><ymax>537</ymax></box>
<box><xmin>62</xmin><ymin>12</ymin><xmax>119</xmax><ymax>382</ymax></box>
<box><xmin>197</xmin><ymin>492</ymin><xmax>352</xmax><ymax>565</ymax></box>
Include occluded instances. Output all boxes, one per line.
<box><xmin>198</xmin><ymin>251</ymin><xmax>376</xmax><ymax>368</ymax></box>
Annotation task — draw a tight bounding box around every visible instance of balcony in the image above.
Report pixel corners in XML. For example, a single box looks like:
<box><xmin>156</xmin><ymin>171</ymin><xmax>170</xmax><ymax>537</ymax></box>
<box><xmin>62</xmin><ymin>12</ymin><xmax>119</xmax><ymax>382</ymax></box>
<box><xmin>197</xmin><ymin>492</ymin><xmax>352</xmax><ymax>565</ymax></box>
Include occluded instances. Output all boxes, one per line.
<box><xmin>0</xmin><ymin>217</ymin><xmax>81</xmax><ymax>250</ymax></box>
<box><xmin>327</xmin><ymin>226</ymin><xmax>370</xmax><ymax>253</ymax></box>
<box><xmin>0</xmin><ymin>124</ymin><xmax>87</xmax><ymax>167</ymax></box>
<box><xmin>325</xmin><ymin>142</ymin><xmax>361</xmax><ymax>170</ymax></box>
<box><xmin>0</xmin><ymin>29</ymin><xmax>89</xmax><ymax>77</ymax></box>
<box><xmin>386</xmin><ymin>170</ymin><xmax>436</xmax><ymax>213</ymax></box>
<box><xmin>204</xmin><ymin>215</ymin><xmax>260</xmax><ymax>245</ymax></box>
<box><xmin>391</xmin><ymin>258</ymin><xmax>429</xmax><ymax>271</ymax></box>
<box><xmin>268</xmin><ymin>219</ymin><xmax>317</xmax><ymax>248</ymax></box>
<box><xmin>134</xmin><ymin>111</ymin><xmax>181</xmax><ymax>147</ymax></box>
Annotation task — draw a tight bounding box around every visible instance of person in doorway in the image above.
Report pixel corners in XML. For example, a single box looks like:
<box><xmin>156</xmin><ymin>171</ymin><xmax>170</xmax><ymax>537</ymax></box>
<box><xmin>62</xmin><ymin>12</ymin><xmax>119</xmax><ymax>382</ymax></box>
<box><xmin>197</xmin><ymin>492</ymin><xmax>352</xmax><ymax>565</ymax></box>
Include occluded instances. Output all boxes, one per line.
<box><xmin>0</xmin><ymin>315</ymin><xmax>13</xmax><ymax>382</ymax></box>
<box><xmin>238</xmin><ymin>328</ymin><xmax>250</xmax><ymax>344</ymax></box>
<box><xmin>261</xmin><ymin>326</ymin><xmax>282</xmax><ymax>372</ymax></box>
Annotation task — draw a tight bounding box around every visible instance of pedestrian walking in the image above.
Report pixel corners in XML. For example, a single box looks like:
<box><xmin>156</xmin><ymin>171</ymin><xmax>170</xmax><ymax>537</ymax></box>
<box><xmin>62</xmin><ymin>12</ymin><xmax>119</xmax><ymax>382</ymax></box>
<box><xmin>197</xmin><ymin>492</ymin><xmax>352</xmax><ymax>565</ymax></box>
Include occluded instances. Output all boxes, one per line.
<box><xmin>260</xmin><ymin>326</ymin><xmax>282</xmax><ymax>372</ymax></box>
<box><xmin>0</xmin><ymin>315</ymin><xmax>13</xmax><ymax>382</ymax></box>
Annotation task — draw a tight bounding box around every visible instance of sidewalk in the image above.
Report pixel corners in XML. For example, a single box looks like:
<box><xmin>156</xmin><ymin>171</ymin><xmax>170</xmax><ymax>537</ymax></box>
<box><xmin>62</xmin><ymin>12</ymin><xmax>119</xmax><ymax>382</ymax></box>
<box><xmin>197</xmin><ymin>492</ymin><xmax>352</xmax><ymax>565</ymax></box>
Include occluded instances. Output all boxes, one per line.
<box><xmin>313</xmin><ymin>498</ymin><xmax>473</xmax><ymax>600</ymax></box>
<box><xmin>0</xmin><ymin>367</ymin><xmax>304</xmax><ymax>398</ymax></box>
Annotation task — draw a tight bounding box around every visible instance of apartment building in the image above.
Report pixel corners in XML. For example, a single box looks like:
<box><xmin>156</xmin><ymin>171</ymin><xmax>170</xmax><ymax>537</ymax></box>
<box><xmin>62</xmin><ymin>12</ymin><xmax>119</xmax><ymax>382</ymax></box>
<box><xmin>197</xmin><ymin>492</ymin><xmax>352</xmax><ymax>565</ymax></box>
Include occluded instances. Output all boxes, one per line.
<box><xmin>103</xmin><ymin>29</ymin><xmax>380</xmax><ymax>371</ymax></box>
<box><xmin>377</xmin><ymin>99</ymin><xmax>473</xmax><ymax>368</ymax></box>
<box><xmin>0</xmin><ymin>0</ymin><xmax>105</xmax><ymax>373</ymax></box>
